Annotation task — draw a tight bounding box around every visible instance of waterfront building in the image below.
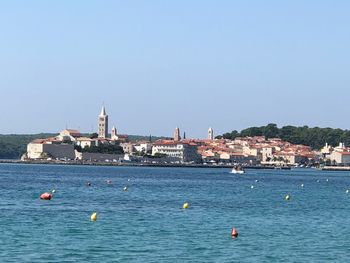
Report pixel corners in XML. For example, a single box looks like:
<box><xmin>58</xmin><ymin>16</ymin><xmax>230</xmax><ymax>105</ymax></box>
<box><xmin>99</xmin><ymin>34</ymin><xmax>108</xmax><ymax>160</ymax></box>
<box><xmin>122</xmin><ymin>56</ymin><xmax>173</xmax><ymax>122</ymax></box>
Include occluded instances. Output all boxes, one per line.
<box><xmin>98</xmin><ymin>106</ymin><xmax>108</xmax><ymax>138</ymax></box>
<box><xmin>120</xmin><ymin>142</ymin><xmax>134</xmax><ymax>154</ymax></box>
<box><xmin>328</xmin><ymin>151</ymin><xmax>350</xmax><ymax>165</ymax></box>
<box><xmin>261</xmin><ymin>147</ymin><xmax>273</xmax><ymax>162</ymax></box>
<box><xmin>26</xmin><ymin>139</ymin><xmax>75</xmax><ymax>160</ymax></box>
<box><xmin>219</xmin><ymin>152</ymin><xmax>257</xmax><ymax>164</ymax></box>
<box><xmin>152</xmin><ymin>140</ymin><xmax>201</xmax><ymax>163</ymax></box>
<box><xmin>174</xmin><ymin>127</ymin><xmax>181</xmax><ymax>141</ymax></box>
<box><xmin>76</xmin><ymin>137</ymin><xmax>98</xmax><ymax>149</ymax></box>
<box><xmin>208</xmin><ymin>127</ymin><xmax>214</xmax><ymax>140</ymax></box>
<box><xmin>134</xmin><ymin>142</ymin><xmax>153</xmax><ymax>154</ymax></box>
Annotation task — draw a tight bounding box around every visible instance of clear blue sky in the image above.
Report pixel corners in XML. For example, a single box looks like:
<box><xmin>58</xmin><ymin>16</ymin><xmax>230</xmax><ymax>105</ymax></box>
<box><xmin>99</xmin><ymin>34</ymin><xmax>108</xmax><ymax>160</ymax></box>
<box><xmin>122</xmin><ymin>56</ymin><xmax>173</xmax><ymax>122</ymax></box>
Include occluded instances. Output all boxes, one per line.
<box><xmin>1</xmin><ymin>1</ymin><xmax>350</xmax><ymax>138</ymax></box>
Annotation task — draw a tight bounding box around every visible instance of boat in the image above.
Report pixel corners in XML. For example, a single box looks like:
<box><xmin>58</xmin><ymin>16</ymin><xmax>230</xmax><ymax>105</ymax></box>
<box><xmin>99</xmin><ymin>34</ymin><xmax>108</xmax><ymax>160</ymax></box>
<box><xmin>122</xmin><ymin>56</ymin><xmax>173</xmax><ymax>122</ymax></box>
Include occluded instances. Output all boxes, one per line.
<box><xmin>231</xmin><ymin>165</ymin><xmax>245</xmax><ymax>174</ymax></box>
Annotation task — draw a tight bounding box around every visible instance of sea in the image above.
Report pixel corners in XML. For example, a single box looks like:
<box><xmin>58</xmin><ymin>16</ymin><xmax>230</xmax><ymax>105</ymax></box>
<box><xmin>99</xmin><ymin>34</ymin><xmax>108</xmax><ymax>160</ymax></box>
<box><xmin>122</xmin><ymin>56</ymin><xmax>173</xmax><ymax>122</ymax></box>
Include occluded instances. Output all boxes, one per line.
<box><xmin>0</xmin><ymin>163</ymin><xmax>349</xmax><ymax>262</ymax></box>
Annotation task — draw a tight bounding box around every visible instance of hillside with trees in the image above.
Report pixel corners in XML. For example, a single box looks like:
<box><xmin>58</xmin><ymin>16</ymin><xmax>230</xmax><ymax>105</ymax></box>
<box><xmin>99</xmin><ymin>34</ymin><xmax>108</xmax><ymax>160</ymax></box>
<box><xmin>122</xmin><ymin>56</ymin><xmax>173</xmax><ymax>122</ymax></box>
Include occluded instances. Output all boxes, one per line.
<box><xmin>216</xmin><ymin>124</ymin><xmax>350</xmax><ymax>150</ymax></box>
<box><xmin>0</xmin><ymin>134</ymin><xmax>55</xmax><ymax>159</ymax></box>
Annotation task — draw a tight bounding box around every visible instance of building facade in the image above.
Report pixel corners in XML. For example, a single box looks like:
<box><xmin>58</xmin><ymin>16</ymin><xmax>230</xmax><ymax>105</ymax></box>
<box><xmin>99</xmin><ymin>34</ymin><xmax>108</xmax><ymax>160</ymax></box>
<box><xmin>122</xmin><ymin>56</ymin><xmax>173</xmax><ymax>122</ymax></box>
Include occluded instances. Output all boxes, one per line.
<box><xmin>152</xmin><ymin>140</ymin><xmax>201</xmax><ymax>163</ymax></box>
<box><xmin>26</xmin><ymin>140</ymin><xmax>75</xmax><ymax>160</ymax></box>
<box><xmin>328</xmin><ymin>151</ymin><xmax>350</xmax><ymax>165</ymax></box>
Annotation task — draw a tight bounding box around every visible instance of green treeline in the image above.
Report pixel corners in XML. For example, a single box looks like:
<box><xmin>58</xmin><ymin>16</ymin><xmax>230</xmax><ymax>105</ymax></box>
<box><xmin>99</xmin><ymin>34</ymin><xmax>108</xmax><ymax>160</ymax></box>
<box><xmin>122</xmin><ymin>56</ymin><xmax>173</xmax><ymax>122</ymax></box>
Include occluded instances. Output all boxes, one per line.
<box><xmin>0</xmin><ymin>134</ymin><xmax>55</xmax><ymax>159</ymax></box>
<box><xmin>217</xmin><ymin>123</ymin><xmax>350</xmax><ymax>150</ymax></box>
<box><xmin>75</xmin><ymin>144</ymin><xmax>124</xmax><ymax>154</ymax></box>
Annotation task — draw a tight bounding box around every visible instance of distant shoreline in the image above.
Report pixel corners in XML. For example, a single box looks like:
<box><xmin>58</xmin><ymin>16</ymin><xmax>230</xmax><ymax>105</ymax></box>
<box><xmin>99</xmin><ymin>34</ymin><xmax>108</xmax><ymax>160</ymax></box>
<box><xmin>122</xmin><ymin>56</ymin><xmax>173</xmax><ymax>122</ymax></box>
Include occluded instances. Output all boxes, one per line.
<box><xmin>2</xmin><ymin>160</ymin><xmax>350</xmax><ymax>171</ymax></box>
<box><xmin>0</xmin><ymin>159</ymin><xmax>293</xmax><ymax>170</ymax></box>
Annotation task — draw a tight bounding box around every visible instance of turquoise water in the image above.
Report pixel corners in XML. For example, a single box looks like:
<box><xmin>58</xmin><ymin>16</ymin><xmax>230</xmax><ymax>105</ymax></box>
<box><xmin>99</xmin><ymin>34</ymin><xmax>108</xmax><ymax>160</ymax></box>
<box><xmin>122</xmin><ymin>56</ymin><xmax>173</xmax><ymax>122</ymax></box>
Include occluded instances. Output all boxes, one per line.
<box><xmin>0</xmin><ymin>164</ymin><xmax>349</xmax><ymax>262</ymax></box>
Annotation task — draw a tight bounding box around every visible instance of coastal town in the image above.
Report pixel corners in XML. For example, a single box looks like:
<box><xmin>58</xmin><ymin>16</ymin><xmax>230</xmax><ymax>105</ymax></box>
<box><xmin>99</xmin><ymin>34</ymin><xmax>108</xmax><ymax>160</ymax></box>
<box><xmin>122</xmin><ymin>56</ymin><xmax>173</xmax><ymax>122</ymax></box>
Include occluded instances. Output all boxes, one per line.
<box><xmin>21</xmin><ymin>107</ymin><xmax>350</xmax><ymax>168</ymax></box>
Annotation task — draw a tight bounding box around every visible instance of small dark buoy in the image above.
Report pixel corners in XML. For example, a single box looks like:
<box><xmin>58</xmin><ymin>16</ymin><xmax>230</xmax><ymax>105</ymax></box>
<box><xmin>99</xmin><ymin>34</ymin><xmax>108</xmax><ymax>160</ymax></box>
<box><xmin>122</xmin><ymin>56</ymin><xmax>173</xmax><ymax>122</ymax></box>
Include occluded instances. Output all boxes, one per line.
<box><xmin>40</xmin><ymin>192</ymin><xmax>52</xmax><ymax>200</ymax></box>
<box><xmin>231</xmin><ymin>227</ymin><xmax>238</xmax><ymax>238</ymax></box>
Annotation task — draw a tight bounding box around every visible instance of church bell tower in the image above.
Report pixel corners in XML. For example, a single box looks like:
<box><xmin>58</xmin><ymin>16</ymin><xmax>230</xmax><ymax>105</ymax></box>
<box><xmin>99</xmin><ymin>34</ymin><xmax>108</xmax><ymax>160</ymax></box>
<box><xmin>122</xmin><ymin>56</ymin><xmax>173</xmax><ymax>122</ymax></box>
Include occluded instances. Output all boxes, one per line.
<box><xmin>98</xmin><ymin>106</ymin><xmax>108</xmax><ymax>138</ymax></box>
<box><xmin>208</xmin><ymin>127</ymin><xmax>214</xmax><ymax>140</ymax></box>
<box><xmin>174</xmin><ymin>127</ymin><xmax>181</xmax><ymax>141</ymax></box>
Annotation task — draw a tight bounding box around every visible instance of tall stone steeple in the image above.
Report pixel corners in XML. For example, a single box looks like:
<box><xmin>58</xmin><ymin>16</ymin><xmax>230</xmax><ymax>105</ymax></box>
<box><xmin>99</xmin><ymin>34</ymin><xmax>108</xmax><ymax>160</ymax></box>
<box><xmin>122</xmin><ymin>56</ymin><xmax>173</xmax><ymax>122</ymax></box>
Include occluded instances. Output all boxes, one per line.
<box><xmin>208</xmin><ymin>127</ymin><xmax>214</xmax><ymax>140</ymax></box>
<box><xmin>111</xmin><ymin>126</ymin><xmax>118</xmax><ymax>140</ymax></box>
<box><xmin>98</xmin><ymin>106</ymin><xmax>108</xmax><ymax>138</ymax></box>
<box><xmin>174</xmin><ymin>127</ymin><xmax>181</xmax><ymax>141</ymax></box>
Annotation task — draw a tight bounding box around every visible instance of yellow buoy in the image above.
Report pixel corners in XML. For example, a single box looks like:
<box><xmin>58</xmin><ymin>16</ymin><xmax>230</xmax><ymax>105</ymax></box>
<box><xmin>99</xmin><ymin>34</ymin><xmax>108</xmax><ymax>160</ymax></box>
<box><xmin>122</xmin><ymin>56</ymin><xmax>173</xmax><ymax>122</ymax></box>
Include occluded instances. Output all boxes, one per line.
<box><xmin>90</xmin><ymin>212</ymin><xmax>97</xmax><ymax>221</ymax></box>
<box><xmin>183</xmin><ymin>202</ymin><xmax>189</xmax><ymax>209</ymax></box>
<box><xmin>285</xmin><ymin>194</ymin><xmax>290</xmax><ymax>201</ymax></box>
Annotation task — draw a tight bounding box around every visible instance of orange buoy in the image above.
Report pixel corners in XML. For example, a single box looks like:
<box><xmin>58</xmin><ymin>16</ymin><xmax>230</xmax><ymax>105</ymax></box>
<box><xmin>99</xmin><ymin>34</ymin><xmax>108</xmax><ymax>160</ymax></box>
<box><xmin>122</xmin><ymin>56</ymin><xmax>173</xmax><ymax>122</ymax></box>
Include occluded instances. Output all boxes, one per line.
<box><xmin>231</xmin><ymin>227</ymin><xmax>238</xmax><ymax>238</ymax></box>
<box><xmin>40</xmin><ymin>192</ymin><xmax>52</xmax><ymax>200</ymax></box>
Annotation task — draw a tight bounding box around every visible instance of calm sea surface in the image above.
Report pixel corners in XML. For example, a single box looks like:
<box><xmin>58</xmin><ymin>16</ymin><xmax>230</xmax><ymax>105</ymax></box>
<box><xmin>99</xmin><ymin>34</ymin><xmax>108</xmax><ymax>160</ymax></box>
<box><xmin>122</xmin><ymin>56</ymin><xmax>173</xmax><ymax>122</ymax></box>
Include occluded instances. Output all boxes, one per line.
<box><xmin>0</xmin><ymin>164</ymin><xmax>349</xmax><ymax>262</ymax></box>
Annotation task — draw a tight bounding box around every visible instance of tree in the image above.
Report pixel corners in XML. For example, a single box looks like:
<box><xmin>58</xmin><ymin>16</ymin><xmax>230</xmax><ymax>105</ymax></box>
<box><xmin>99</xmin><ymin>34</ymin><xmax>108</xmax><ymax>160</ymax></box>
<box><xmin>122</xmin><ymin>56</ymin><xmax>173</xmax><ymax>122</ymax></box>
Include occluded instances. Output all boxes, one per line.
<box><xmin>89</xmin><ymin>133</ymin><xmax>98</xmax><ymax>139</ymax></box>
<box><xmin>81</xmin><ymin>144</ymin><xmax>124</xmax><ymax>154</ymax></box>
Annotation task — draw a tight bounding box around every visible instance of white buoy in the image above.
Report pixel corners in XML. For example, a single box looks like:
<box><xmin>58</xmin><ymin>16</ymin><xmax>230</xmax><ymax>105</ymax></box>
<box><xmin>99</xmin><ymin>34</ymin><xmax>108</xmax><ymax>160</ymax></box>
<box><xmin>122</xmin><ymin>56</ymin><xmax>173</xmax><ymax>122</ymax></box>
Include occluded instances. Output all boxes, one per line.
<box><xmin>326</xmin><ymin>179</ymin><xmax>329</xmax><ymax>182</ymax></box>
<box><xmin>250</xmin><ymin>185</ymin><xmax>254</xmax><ymax>189</ymax></box>
<box><xmin>346</xmin><ymin>189</ymin><xmax>349</xmax><ymax>194</ymax></box>
<box><xmin>301</xmin><ymin>184</ymin><xmax>304</xmax><ymax>188</ymax></box>
<box><xmin>255</xmin><ymin>179</ymin><xmax>259</xmax><ymax>183</ymax></box>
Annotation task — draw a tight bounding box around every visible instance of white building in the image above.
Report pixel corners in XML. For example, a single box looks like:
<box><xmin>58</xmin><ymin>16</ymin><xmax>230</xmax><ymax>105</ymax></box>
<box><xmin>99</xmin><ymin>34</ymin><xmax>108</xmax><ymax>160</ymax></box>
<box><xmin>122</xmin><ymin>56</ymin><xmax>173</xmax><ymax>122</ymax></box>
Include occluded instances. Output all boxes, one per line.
<box><xmin>152</xmin><ymin>140</ymin><xmax>201</xmax><ymax>163</ymax></box>
<box><xmin>134</xmin><ymin>142</ymin><xmax>153</xmax><ymax>153</ymax></box>
<box><xmin>56</xmin><ymin>129</ymin><xmax>82</xmax><ymax>142</ymax></box>
<box><xmin>120</xmin><ymin>142</ymin><xmax>134</xmax><ymax>154</ymax></box>
<box><xmin>261</xmin><ymin>147</ymin><xmax>273</xmax><ymax>162</ymax></box>
<box><xmin>328</xmin><ymin>151</ymin><xmax>350</xmax><ymax>165</ymax></box>
<box><xmin>26</xmin><ymin>139</ymin><xmax>75</xmax><ymax>160</ymax></box>
<box><xmin>76</xmin><ymin>137</ymin><xmax>98</xmax><ymax>149</ymax></box>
